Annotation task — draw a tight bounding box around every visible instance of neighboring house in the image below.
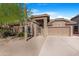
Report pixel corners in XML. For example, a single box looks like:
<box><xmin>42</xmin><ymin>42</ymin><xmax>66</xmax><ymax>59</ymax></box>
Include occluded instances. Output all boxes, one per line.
<box><xmin>71</xmin><ymin>15</ymin><xmax>79</xmax><ymax>34</ymax></box>
<box><xmin>30</xmin><ymin>14</ymin><xmax>76</xmax><ymax>36</ymax></box>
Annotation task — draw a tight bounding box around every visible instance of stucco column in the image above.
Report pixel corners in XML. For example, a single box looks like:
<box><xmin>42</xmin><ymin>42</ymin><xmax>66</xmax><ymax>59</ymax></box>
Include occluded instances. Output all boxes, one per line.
<box><xmin>30</xmin><ymin>22</ymin><xmax>33</xmax><ymax>36</ymax></box>
<box><xmin>70</xmin><ymin>26</ymin><xmax>73</xmax><ymax>36</ymax></box>
<box><xmin>34</xmin><ymin>22</ymin><xmax>37</xmax><ymax>37</ymax></box>
<box><xmin>19</xmin><ymin>23</ymin><xmax>23</xmax><ymax>32</ymax></box>
<box><xmin>44</xmin><ymin>17</ymin><xmax>48</xmax><ymax>37</ymax></box>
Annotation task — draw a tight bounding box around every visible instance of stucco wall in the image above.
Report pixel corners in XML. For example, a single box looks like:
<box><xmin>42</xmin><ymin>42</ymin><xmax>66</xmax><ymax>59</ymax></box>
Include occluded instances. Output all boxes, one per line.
<box><xmin>52</xmin><ymin>21</ymin><xmax>66</xmax><ymax>27</ymax></box>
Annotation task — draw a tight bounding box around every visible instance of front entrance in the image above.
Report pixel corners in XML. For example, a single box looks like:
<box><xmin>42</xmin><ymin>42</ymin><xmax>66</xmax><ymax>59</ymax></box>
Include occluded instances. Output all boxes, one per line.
<box><xmin>35</xmin><ymin>20</ymin><xmax>44</xmax><ymax>36</ymax></box>
<box><xmin>36</xmin><ymin>20</ymin><xmax>44</xmax><ymax>28</ymax></box>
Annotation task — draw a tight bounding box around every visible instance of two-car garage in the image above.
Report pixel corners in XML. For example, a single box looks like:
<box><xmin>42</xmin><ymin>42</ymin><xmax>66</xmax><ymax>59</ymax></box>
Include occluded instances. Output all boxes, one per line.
<box><xmin>48</xmin><ymin>27</ymin><xmax>71</xmax><ymax>36</ymax></box>
<box><xmin>47</xmin><ymin>19</ymin><xmax>76</xmax><ymax>36</ymax></box>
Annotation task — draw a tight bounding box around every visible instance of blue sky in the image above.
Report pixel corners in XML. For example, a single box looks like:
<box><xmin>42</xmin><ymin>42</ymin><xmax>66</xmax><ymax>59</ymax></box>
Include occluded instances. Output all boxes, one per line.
<box><xmin>27</xmin><ymin>3</ymin><xmax>79</xmax><ymax>19</ymax></box>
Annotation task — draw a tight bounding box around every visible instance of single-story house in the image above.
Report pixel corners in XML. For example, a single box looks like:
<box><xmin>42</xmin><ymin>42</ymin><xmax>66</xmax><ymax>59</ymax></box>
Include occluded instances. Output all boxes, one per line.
<box><xmin>30</xmin><ymin>14</ymin><xmax>76</xmax><ymax>36</ymax></box>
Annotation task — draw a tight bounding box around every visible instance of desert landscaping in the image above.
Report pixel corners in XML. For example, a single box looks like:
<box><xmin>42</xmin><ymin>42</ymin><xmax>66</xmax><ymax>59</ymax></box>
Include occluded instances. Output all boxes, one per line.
<box><xmin>0</xmin><ymin>36</ymin><xmax>45</xmax><ymax>56</ymax></box>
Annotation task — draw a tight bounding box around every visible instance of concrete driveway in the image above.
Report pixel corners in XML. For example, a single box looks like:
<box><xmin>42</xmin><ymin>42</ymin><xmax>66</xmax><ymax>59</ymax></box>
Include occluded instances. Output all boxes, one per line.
<box><xmin>39</xmin><ymin>36</ymin><xmax>79</xmax><ymax>56</ymax></box>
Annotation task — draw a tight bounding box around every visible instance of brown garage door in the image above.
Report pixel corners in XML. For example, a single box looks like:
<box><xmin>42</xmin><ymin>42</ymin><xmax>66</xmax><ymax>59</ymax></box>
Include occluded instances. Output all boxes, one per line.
<box><xmin>48</xmin><ymin>27</ymin><xmax>71</xmax><ymax>36</ymax></box>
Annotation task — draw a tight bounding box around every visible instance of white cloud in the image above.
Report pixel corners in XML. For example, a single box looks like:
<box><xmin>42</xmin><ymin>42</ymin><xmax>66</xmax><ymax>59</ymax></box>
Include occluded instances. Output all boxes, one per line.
<box><xmin>32</xmin><ymin>9</ymin><xmax>71</xmax><ymax>20</ymax></box>
<box><xmin>56</xmin><ymin>16</ymin><xmax>71</xmax><ymax>19</ymax></box>
<box><xmin>37</xmin><ymin>3</ymin><xmax>48</xmax><ymax>5</ymax></box>
<box><xmin>32</xmin><ymin>9</ymin><xmax>40</xmax><ymax>13</ymax></box>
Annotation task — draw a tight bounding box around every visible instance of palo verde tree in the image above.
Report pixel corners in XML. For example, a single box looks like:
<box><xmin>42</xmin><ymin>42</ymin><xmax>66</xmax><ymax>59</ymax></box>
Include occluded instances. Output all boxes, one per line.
<box><xmin>0</xmin><ymin>3</ymin><xmax>23</xmax><ymax>25</ymax></box>
<box><xmin>0</xmin><ymin>3</ymin><xmax>24</xmax><ymax>37</ymax></box>
<box><xmin>0</xmin><ymin>3</ymin><xmax>33</xmax><ymax>39</ymax></box>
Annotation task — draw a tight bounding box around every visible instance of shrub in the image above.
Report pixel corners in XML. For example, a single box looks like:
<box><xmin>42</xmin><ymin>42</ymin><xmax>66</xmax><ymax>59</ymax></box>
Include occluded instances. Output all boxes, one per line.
<box><xmin>2</xmin><ymin>29</ymin><xmax>16</xmax><ymax>38</ymax></box>
<box><xmin>17</xmin><ymin>32</ymin><xmax>24</xmax><ymax>37</ymax></box>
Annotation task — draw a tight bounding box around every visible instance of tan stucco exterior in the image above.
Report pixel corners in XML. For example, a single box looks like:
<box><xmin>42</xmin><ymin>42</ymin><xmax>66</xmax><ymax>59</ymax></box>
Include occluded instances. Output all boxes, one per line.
<box><xmin>52</xmin><ymin>21</ymin><xmax>66</xmax><ymax>27</ymax></box>
<box><xmin>30</xmin><ymin>14</ymin><xmax>76</xmax><ymax>37</ymax></box>
<box><xmin>47</xmin><ymin>19</ymin><xmax>75</xmax><ymax>36</ymax></box>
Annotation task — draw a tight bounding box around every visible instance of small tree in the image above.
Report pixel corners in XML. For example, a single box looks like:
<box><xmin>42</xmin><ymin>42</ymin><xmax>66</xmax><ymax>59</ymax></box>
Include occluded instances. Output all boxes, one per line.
<box><xmin>23</xmin><ymin>4</ymin><xmax>33</xmax><ymax>40</ymax></box>
<box><xmin>0</xmin><ymin>3</ymin><xmax>23</xmax><ymax>37</ymax></box>
<box><xmin>0</xmin><ymin>3</ymin><xmax>22</xmax><ymax>24</ymax></box>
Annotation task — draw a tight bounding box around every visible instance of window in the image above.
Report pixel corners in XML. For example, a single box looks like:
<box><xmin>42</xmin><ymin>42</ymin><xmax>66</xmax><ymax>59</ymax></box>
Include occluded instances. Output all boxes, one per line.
<box><xmin>74</xmin><ymin>26</ymin><xmax>78</xmax><ymax>34</ymax></box>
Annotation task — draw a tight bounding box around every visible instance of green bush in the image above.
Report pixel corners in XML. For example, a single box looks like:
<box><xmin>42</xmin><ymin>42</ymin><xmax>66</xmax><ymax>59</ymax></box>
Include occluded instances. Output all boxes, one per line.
<box><xmin>1</xmin><ymin>29</ymin><xmax>16</xmax><ymax>38</ymax></box>
<box><xmin>17</xmin><ymin>32</ymin><xmax>24</xmax><ymax>37</ymax></box>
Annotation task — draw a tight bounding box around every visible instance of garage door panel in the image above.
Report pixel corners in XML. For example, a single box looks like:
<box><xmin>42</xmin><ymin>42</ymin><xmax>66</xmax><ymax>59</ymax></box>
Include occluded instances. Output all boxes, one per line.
<box><xmin>48</xmin><ymin>27</ymin><xmax>70</xmax><ymax>36</ymax></box>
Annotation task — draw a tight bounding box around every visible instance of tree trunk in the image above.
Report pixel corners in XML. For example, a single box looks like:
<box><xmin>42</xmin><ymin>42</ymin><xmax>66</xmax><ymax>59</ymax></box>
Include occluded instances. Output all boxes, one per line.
<box><xmin>24</xmin><ymin>18</ymin><xmax>27</xmax><ymax>41</ymax></box>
